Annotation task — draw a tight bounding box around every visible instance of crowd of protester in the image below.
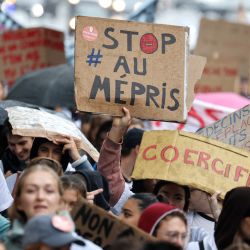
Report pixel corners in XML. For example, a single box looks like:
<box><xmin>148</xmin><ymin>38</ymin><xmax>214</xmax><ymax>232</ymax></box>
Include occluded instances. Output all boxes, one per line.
<box><xmin>0</xmin><ymin>101</ymin><xmax>250</xmax><ymax>250</ymax></box>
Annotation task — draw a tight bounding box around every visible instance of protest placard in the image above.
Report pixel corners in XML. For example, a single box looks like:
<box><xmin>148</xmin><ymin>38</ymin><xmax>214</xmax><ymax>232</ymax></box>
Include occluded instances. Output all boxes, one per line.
<box><xmin>132</xmin><ymin>130</ymin><xmax>250</xmax><ymax>197</ymax></box>
<box><xmin>195</xmin><ymin>59</ymin><xmax>240</xmax><ymax>93</ymax></box>
<box><xmin>75</xmin><ymin>16</ymin><xmax>206</xmax><ymax>122</ymax></box>
<box><xmin>6</xmin><ymin>106</ymin><xmax>99</xmax><ymax>162</ymax></box>
<box><xmin>196</xmin><ymin>105</ymin><xmax>250</xmax><ymax>151</ymax></box>
<box><xmin>71</xmin><ymin>199</ymin><xmax>153</xmax><ymax>249</ymax></box>
<box><xmin>0</xmin><ymin>27</ymin><xmax>66</xmax><ymax>86</ymax></box>
<box><xmin>194</xmin><ymin>18</ymin><xmax>250</xmax><ymax>93</ymax></box>
<box><xmin>150</xmin><ymin>97</ymin><xmax>237</xmax><ymax>132</ymax></box>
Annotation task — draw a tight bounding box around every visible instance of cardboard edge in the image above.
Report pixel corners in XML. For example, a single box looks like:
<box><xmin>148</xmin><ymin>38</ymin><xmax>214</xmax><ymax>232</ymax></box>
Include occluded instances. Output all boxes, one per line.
<box><xmin>187</xmin><ymin>55</ymin><xmax>207</xmax><ymax>111</ymax></box>
<box><xmin>179</xmin><ymin>130</ymin><xmax>250</xmax><ymax>157</ymax></box>
<box><xmin>72</xmin><ymin>199</ymin><xmax>155</xmax><ymax>242</ymax></box>
<box><xmin>74</xmin><ymin>77</ymin><xmax>81</xmax><ymax>111</ymax></box>
<box><xmin>74</xmin><ymin>17</ymin><xmax>81</xmax><ymax>111</ymax></box>
<box><xmin>183</xmin><ymin>32</ymin><xmax>189</xmax><ymax>120</ymax></box>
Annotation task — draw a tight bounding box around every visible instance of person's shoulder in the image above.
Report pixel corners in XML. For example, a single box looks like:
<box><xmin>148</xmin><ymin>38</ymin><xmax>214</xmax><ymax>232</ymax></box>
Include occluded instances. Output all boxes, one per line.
<box><xmin>187</xmin><ymin>235</ymin><xmax>217</xmax><ymax>250</ymax></box>
<box><xmin>1</xmin><ymin>149</ymin><xmax>24</xmax><ymax>172</ymax></box>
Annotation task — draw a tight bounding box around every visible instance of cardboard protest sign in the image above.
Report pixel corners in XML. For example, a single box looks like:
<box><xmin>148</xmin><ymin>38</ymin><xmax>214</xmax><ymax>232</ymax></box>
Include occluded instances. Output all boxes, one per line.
<box><xmin>6</xmin><ymin>106</ymin><xmax>99</xmax><ymax>162</ymax></box>
<box><xmin>195</xmin><ymin>18</ymin><xmax>250</xmax><ymax>64</ymax></box>
<box><xmin>150</xmin><ymin>98</ymin><xmax>237</xmax><ymax>132</ymax></box>
<box><xmin>194</xmin><ymin>18</ymin><xmax>250</xmax><ymax>93</ymax></box>
<box><xmin>71</xmin><ymin>199</ymin><xmax>153</xmax><ymax>249</ymax></box>
<box><xmin>196</xmin><ymin>105</ymin><xmax>250</xmax><ymax>151</ymax></box>
<box><xmin>75</xmin><ymin>16</ymin><xmax>206</xmax><ymax>122</ymax></box>
<box><xmin>195</xmin><ymin>59</ymin><xmax>240</xmax><ymax>93</ymax></box>
<box><xmin>132</xmin><ymin>130</ymin><xmax>250</xmax><ymax>197</ymax></box>
<box><xmin>0</xmin><ymin>27</ymin><xmax>66</xmax><ymax>86</ymax></box>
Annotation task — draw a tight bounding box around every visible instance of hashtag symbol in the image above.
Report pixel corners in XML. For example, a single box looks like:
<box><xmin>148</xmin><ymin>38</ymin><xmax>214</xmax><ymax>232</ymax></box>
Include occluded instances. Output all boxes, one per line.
<box><xmin>86</xmin><ymin>49</ymin><xmax>103</xmax><ymax>67</ymax></box>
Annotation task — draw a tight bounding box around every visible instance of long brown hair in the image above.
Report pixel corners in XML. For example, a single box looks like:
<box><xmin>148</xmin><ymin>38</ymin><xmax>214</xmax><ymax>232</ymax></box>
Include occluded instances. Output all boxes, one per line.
<box><xmin>8</xmin><ymin>164</ymin><xmax>63</xmax><ymax>224</ymax></box>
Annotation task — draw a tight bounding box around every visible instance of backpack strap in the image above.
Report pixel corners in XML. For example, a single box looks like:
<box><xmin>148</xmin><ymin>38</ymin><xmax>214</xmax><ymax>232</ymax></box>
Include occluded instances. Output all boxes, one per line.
<box><xmin>199</xmin><ymin>240</ymin><xmax>205</xmax><ymax>250</ymax></box>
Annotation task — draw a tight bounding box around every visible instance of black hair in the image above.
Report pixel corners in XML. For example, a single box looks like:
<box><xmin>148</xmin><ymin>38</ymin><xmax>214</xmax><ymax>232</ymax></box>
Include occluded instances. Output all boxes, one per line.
<box><xmin>121</xmin><ymin>128</ymin><xmax>144</xmax><ymax>157</ymax></box>
<box><xmin>130</xmin><ymin>193</ymin><xmax>158</xmax><ymax>211</ymax></box>
<box><xmin>153</xmin><ymin>180</ymin><xmax>190</xmax><ymax>212</ymax></box>
<box><xmin>132</xmin><ymin>179</ymin><xmax>145</xmax><ymax>193</ymax></box>
<box><xmin>143</xmin><ymin>241</ymin><xmax>182</xmax><ymax>250</ymax></box>
<box><xmin>94</xmin><ymin>120</ymin><xmax>113</xmax><ymax>150</ymax></box>
<box><xmin>121</xmin><ymin>146</ymin><xmax>133</xmax><ymax>157</ymax></box>
<box><xmin>215</xmin><ymin>187</ymin><xmax>250</xmax><ymax>250</ymax></box>
<box><xmin>79</xmin><ymin>112</ymin><xmax>92</xmax><ymax>124</ymax></box>
<box><xmin>30</xmin><ymin>137</ymin><xmax>70</xmax><ymax>171</ymax></box>
<box><xmin>0</xmin><ymin>111</ymin><xmax>10</xmax><ymax>158</ymax></box>
<box><xmin>132</xmin><ymin>179</ymin><xmax>155</xmax><ymax>193</ymax></box>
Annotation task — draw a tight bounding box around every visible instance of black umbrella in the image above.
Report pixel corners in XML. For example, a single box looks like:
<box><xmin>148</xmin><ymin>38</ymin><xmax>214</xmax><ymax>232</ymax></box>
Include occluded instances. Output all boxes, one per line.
<box><xmin>0</xmin><ymin>107</ymin><xmax>9</xmax><ymax>158</ymax></box>
<box><xmin>7</xmin><ymin>64</ymin><xmax>75</xmax><ymax>109</ymax></box>
<box><xmin>0</xmin><ymin>100</ymin><xmax>39</xmax><ymax>109</ymax></box>
<box><xmin>0</xmin><ymin>107</ymin><xmax>8</xmax><ymax>127</ymax></box>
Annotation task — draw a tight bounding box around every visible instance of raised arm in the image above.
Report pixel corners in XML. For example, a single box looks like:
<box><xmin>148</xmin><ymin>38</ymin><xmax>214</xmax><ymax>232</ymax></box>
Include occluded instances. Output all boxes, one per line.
<box><xmin>97</xmin><ymin>107</ymin><xmax>131</xmax><ymax>207</ymax></box>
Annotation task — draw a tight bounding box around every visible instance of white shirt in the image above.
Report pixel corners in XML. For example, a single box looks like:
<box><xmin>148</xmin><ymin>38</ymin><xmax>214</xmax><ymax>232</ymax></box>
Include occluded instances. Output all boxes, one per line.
<box><xmin>0</xmin><ymin>167</ymin><xmax>13</xmax><ymax>212</ymax></box>
<box><xmin>187</xmin><ymin>211</ymin><xmax>215</xmax><ymax>236</ymax></box>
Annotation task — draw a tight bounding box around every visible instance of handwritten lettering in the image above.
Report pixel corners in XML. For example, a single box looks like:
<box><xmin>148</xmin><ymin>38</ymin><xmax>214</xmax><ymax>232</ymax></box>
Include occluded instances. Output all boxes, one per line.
<box><xmin>74</xmin><ymin>204</ymin><xmax>114</xmax><ymax>239</ymax></box>
<box><xmin>142</xmin><ymin>144</ymin><xmax>250</xmax><ymax>185</ymax></box>
<box><xmin>197</xmin><ymin>106</ymin><xmax>250</xmax><ymax>149</ymax></box>
<box><xmin>89</xmin><ymin>75</ymin><xmax>180</xmax><ymax>111</ymax></box>
<box><xmin>102</xmin><ymin>27</ymin><xmax>176</xmax><ymax>54</ymax></box>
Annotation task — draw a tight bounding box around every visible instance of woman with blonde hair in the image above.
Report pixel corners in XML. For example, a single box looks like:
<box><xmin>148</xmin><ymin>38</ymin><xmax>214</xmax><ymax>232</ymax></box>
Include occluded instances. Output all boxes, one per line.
<box><xmin>2</xmin><ymin>164</ymin><xmax>63</xmax><ymax>250</ymax></box>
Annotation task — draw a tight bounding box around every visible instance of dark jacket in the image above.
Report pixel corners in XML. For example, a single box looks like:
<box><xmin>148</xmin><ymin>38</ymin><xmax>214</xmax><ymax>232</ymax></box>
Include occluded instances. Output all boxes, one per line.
<box><xmin>0</xmin><ymin>108</ymin><xmax>9</xmax><ymax>159</ymax></box>
<box><xmin>70</xmin><ymin>169</ymin><xmax>110</xmax><ymax>211</ymax></box>
<box><xmin>2</xmin><ymin>149</ymin><xmax>26</xmax><ymax>174</ymax></box>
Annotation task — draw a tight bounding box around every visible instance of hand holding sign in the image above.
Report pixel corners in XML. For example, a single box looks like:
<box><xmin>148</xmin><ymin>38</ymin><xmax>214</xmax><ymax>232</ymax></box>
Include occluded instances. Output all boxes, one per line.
<box><xmin>109</xmin><ymin>107</ymin><xmax>131</xmax><ymax>143</ymax></box>
<box><xmin>72</xmin><ymin>198</ymin><xmax>153</xmax><ymax>249</ymax></box>
<box><xmin>55</xmin><ymin>136</ymin><xmax>81</xmax><ymax>162</ymax></box>
<box><xmin>75</xmin><ymin>16</ymin><xmax>206</xmax><ymax>122</ymax></box>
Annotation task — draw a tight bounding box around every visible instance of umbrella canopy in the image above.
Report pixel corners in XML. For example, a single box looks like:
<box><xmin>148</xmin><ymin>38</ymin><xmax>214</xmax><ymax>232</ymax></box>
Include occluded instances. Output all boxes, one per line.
<box><xmin>0</xmin><ymin>107</ymin><xmax>9</xmax><ymax>157</ymax></box>
<box><xmin>0</xmin><ymin>107</ymin><xmax>8</xmax><ymax>126</ymax></box>
<box><xmin>6</xmin><ymin>106</ymin><xmax>99</xmax><ymax>162</ymax></box>
<box><xmin>7</xmin><ymin>64</ymin><xmax>75</xmax><ymax>109</ymax></box>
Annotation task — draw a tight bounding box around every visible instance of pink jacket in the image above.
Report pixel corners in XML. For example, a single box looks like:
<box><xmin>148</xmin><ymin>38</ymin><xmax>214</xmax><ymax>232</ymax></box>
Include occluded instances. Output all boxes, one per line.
<box><xmin>97</xmin><ymin>136</ymin><xmax>125</xmax><ymax>207</ymax></box>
